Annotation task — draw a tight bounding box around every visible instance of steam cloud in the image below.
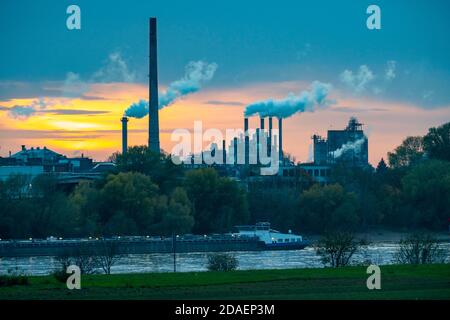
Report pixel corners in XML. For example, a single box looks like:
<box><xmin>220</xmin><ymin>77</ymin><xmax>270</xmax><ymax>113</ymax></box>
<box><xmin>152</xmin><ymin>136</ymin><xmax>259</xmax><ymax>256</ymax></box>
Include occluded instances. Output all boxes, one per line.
<box><xmin>340</xmin><ymin>65</ymin><xmax>374</xmax><ymax>93</ymax></box>
<box><xmin>332</xmin><ymin>137</ymin><xmax>366</xmax><ymax>158</ymax></box>
<box><xmin>384</xmin><ymin>60</ymin><xmax>396</xmax><ymax>81</ymax></box>
<box><xmin>244</xmin><ymin>81</ymin><xmax>333</xmax><ymax>119</ymax></box>
<box><xmin>124</xmin><ymin>99</ymin><xmax>149</xmax><ymax>119</ymax></box>
<box><xmin>125</xmin><ymin>61</ymin><xmax>218</xmax><ymax>118</ymax></box>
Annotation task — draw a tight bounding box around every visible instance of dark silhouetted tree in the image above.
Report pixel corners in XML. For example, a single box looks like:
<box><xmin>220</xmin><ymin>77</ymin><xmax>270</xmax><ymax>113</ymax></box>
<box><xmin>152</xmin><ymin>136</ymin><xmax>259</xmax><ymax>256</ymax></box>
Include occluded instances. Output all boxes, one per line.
<box><xmin>423</xmin><ymin>122</ymin><xmax>450</xmax><ymax>162</ymax></box>
<box><xmin>388</xmin><ymin>136</ymin><xmax>425</xmax><ymax>168</ymax></box>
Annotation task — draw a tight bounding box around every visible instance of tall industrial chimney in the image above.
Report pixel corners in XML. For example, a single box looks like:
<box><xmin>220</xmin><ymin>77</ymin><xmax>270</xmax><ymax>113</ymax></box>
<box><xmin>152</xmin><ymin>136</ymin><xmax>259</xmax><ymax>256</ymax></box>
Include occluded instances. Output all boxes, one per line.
<box><xmin>278</xmin><ymin>118</ymin><xmax>283</xmax><ymax>162</ymax></box>
<box><xmin>222</xmin><ymin>139</ymin><xmax>226</xmax><ymax>164</ymax></box>
<box><xmin>268</xmin><ymin>117</ymin><xmax>273</xmax><ymax>157</ymax></box>
<box><xmin>121</xmin><ymin>116</ymin><xmax>129</xmax><ymax>155</ymax></box>
<box><xmin>244</xmin><ymin>117</ymin><xmax>249</xmax><ymax>165</ymax></box>
<box><xmin>256</xmin><ymin>127</ymin><xmax>260</xmax><ymax>164</ymax></box>
<box><xmin>149</xmin><ymin>17</ymin><xmax>160</xmax><ymax>153</ymax></box>
<box><xmin>233</xmin><ymin>137</ymin><xmax>238</xmax><ymax>165</ymax></box>
<box><xmin>259</xmin><ymin>117</ymin><xmax>264</xmax><ymax>163</ymax></box>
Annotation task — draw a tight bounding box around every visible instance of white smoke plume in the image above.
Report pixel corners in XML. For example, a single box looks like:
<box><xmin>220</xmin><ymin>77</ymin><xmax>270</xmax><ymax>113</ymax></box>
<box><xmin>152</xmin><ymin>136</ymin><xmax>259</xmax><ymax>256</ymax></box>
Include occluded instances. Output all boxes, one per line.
<box><xmin>244</xmin><ymin>81</ymin><xmax>333</xmax><ymax>119</ymax></box>
<box><xmin>332</xmin><ymin>137</ymin><xmax>366</xmax><ymax>158</ymax></box>
<box><xmin>92</xmin><ymin>52</ymin><xmax>136</xmax><ymax>83</ymax></box>
<box><xmin>159</xmin><ymin>61</ymin><xmax>218</xmax><ymax>108</ymax></box>
<box><xmin>124</xmin><ymin>61</ymin><xmax>218</xmax><ymax>118</ymax></box>
<box><xmin>124</xmin><ymin>99</ymin><xmax>149</xmax><ymax>119</ymax></box>
<box><xmin>340</xmin><ymin>65</ymin><xmax>374</xmax><ymax>93</ymax></box>
<box><xmin>384</xmin><ymin>60</ymin><xmax>396</xmax><ymax>81</ymax></box>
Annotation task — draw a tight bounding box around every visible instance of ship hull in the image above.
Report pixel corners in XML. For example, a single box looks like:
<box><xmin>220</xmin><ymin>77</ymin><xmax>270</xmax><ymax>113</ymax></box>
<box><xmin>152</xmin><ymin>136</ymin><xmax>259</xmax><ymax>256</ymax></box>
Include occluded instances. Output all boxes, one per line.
<box><xmin>263</xmin><ymin>241</ymin><xmax>310</xmax><ymax>251</ymax></box>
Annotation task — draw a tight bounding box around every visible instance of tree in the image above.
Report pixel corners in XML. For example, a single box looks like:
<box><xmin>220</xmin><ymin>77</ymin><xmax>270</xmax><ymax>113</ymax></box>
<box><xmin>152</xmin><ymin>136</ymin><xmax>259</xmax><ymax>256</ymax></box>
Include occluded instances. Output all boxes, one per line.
<box><xmin>401</xmin><ymin>160</ymin><xmax>450</xmax><ymax>229</ymax></box>
<box><xmin>99</xmin><ymin>172</ymin><xmax>162</xmax><ymax>235</ymax></box>
<box><xmin>375</xmin><ymin>184</ymin><xmax>403</xmax><ymax>227</ymax></box>
<box><xmin>315</xmin><ymin>232</ymin><xmax>367</xmax><ymax>267</ymax></box>
<box><xmin>96</xmin><ymin>241</ymin><xmax>122</xmax><ymax>274</ymax></box>
<box><xmin>158</xmin><ymin>187</ymin><xmax>194</xmax><ymax>235</ymax></box>
<box><xmin>395</xmin><ymin>233</ymin><xmax>446</xmax><ymax>264</ymax></box>
<box><xmin>0</xmin><ymin>174</ymin><xmax>35</xmax><ymax>238</ymax></box>
<box><xmin>55</xmin><ymin>245</ymin><xmax>98</xmax><ymax>275</ymax></box>
<box><xmin>297</xmin><ymin>183</ymin><xmax>360</xmax><ymax>233</ymax></box>
<box><xmin>184</xmin><ymin>168</ymin><xmax>249</xmax><ymax>234</ymax></box>
<box><xmin>388</xmin><ymin>136</ymin><xmax>425</xmax><ymax>168</ymax></box>
<box><xmin>423</xmin><ymin>122</ymin><xmax>450</xmax><ymax>162</ymax></box>
<box><xmin>330</xmin><ymin>165</ymin><xmax>383</xmax><ymax>228</ymax></box>
<box><xmin>248</xmin><ymin>188</ymin><xmax>298</xmax><ymax>232</ymax></box>
<box><xmin>30</xmin><ymin>174</ymin><xmax>78</xmax><ymax>238</ymax></box>
<box><xmin>69</xmin><ymin>181</ymin><xmax>101</xmax><ymax>236</ymax></box>
<box><xmin>376</xmin><ymin>158</ymin><xmax>388</xmax><ymax>174</ymax></box>
<box><xmin>114</xmin><ymin>146</ymin><xmax>183</xmax><ymax>194</ymax></box>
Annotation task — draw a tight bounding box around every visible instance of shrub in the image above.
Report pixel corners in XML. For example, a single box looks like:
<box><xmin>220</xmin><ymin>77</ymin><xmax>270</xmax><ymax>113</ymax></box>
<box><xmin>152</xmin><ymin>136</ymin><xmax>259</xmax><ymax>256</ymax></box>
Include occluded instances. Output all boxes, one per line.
<box><xmin>207</xmin><ymin>253</ymin><xmax>238</xmax><ymax>271</ymax></box>
<box><xmin>52</xmin><ymin>269</ymin><xmax>69</xmax><ymax>283</ymax></box>
<box><xmin>315</xmin><ymin>232</ymin><xmax>368</xmax><ymax>267</ymax></box>
<box><xmin>0</xmin><ymin>275</ymin><xmax>29</xmax><ymax>287</ymax></box>
<box><xmin>395</xmin><ymin>233</ymin><xmax>447</xmax><ymax>264</ymax></box>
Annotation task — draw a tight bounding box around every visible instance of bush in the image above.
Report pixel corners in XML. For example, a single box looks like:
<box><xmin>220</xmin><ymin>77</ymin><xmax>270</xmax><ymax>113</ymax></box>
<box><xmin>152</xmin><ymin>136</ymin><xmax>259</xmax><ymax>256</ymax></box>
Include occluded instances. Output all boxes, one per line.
<box><xmin>0</xmin><ymin>275</ymin><xmax>29</xmax><ymax>287</ymax></box>
<box><xmin>395</xmin><ymin>233</ymin><xmax>447</xmax><ymax>264</ymax></box>
<box><xmin>52</xmin><ymin>269</ymin><xmax>69</xmax><ymax>283</ymax></box>
<box><xmin>207</xmin><ymin>253</ymin><xmax>238</xmax><ymax>272</ymax></box>
<box><xmin>315</xmin><ymin>232</ymin><xmax>368</xmax><ymax>267</ymax></box>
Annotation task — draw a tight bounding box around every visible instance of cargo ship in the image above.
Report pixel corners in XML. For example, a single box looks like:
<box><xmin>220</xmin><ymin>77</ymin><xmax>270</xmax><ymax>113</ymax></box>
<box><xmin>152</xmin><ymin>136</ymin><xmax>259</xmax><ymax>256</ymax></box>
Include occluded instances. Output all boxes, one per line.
<box><xmin>233</xmin><ymin>222</ymin><xmax>310</xmax><ymax>250</ymax></box>
<box><xmin>0</xmin><ymin>223</ymin><xmax>309</xmax><ymax>257</ymax></box>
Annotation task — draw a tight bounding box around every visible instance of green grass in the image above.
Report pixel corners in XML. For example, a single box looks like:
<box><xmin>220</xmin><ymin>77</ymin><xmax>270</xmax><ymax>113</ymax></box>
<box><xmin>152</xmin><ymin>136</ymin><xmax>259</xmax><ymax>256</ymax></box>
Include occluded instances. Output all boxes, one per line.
<box><xmin>0</xmin><ymin>264</ymin><xmax>449</xmax><ymax>300</ymax></box>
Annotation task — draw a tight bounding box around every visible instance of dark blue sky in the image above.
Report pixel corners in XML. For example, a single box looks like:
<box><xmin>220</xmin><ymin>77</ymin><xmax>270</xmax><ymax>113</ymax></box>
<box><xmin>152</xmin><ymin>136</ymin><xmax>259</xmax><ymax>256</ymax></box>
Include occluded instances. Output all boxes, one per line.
<box><xmin>1</xmin><ymin>0</ymin><xmax>450</xmax><ymax>107</ymax></box>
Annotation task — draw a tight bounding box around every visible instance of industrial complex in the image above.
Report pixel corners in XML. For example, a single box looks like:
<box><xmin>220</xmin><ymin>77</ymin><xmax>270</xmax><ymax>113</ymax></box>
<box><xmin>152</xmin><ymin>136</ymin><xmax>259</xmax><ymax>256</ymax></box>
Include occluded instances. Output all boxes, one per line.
<box><xmin>0</xmin><ymin>18</ymin><xmax>370</xmax><ymax>188</ymax></box>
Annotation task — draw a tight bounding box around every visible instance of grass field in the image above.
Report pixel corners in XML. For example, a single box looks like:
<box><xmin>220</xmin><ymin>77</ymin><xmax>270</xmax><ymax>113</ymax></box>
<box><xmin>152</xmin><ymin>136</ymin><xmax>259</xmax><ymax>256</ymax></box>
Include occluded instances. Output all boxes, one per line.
<box><xmin>0</xmin><ymin>264</ymin><xmax>449</xmax><ymax>300</ymax></box>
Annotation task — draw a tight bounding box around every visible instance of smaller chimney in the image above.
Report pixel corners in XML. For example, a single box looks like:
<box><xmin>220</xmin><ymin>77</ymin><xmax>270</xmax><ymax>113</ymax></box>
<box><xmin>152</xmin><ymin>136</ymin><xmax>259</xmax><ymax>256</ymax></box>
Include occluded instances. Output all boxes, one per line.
<box><xmin>121</xmin><ymin>116</ymin><xmax>129</xmax><ymax>155</ymax></box>
<box><xmin>256</xmin><ymin>127</ymin><xmax>260</xmax><ymax>164</ymax></box>
<box><xmin>233</xmin><ymin>137</ymin><xmax>238</xmax><ymax>165</ymax></box>
<box><xmin>260</xmin><ymin>117</ymin><xmax>265</xmax><ymax>130</ymax></box>
<box><xmin>268</xmin><ymin>117</ymin><xmax>273</xmax><ymax>157</ymax></box>
<box><xmin>244</xmin><ymin>117</ymin><xmax>249</xmax><ymax>165</ymax></box>
<box><xmin>222</xmin><ymin>140</ymin><xmax>226</xmax><ymax>164</ymax></box>
<box><xmin>278</xmin><ymin>118</ymin><xmax>283</xmax><ymax>163</ymax></box>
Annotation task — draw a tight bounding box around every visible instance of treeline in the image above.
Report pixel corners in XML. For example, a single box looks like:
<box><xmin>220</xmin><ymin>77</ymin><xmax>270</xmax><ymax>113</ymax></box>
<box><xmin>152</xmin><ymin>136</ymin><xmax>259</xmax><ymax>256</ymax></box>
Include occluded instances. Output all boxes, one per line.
<box><xmin>0</xmin><ymin>122</ymin><xmax>449</xmax><ymax>239</ymax></box>
<box><xmin>250</xmin><ymin>122</ymin><xmax>450</xmax><ymax>233</ymax></box>
<box><xmin>0</xmin><ymin>147</ymin><xmax>248</xmax><ymax>238</ymax></box>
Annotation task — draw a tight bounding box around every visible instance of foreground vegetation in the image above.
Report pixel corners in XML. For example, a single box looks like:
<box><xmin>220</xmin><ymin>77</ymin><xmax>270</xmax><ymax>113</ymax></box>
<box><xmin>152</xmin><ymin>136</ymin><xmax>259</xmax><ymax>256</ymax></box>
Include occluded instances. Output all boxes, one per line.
<box><xmin>0</xmin><ymin>264</ymin><xmax>449</xmax><ymax>300</ymax></box>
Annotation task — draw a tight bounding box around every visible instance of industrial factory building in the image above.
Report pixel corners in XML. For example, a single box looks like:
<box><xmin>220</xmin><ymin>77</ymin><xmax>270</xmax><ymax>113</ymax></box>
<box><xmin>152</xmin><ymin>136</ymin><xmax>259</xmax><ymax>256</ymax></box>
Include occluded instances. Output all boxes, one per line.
<box><xmin>312</xmin><ymin>117</ymin><xmax>369</xmax><ymax>167</ymax></box>
<box><xmin>0</xmin><ymin>145</ymin><xmax>113</xmax><ymax>183</ymax></box>
<box><xmin>0</xmin><ymin>145</ymin><xmax>93</xmax><ymax>173</ymax></box>
<box><xmin>280</xmin><ymin>117</ymin><xmax>369</xmax><ymax>185</ymax></box>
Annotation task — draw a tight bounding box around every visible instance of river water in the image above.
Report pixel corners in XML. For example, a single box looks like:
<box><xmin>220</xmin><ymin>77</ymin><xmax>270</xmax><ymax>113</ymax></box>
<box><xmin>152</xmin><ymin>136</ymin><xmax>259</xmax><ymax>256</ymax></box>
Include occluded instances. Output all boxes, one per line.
<box><xmin>1</xmin><ymin>243</ymin><xmax>448</xmax><ymax>276</ymax></box>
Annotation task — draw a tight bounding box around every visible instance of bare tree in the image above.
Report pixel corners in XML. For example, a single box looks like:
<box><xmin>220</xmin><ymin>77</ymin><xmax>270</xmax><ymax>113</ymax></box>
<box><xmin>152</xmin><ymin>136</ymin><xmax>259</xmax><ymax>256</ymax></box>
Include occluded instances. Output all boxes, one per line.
<box><xmin>73</xmin><ymin>251</ymin><xmax>98</xmax><ymax>275</ymax></box>
<box><xmin>54</xmin><ymin>245</ymin><xmax>98</xmax><ymax>275</ymax></box>
<box><xmin>395</xmin><ymin>233</ymin><xmax>447</xmax><ymax>264</ymax></box>
<box><xmin>95</xmin><ymin>240</ymin><xmax>122</xmax><ymax>275</ymax></box>
<box><xmin>315</xmin><ymin>232</ymin><xmax>367</xmax><ymax>267</ymax></box>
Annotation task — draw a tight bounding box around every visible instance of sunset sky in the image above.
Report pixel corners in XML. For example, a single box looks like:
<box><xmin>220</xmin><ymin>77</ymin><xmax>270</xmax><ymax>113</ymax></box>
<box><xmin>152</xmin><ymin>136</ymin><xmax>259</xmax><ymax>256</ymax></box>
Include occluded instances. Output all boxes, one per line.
<box><xmin>1</xmin><ymin>0</ymin><xmax>449</xmax><ymax>166</ymax></box>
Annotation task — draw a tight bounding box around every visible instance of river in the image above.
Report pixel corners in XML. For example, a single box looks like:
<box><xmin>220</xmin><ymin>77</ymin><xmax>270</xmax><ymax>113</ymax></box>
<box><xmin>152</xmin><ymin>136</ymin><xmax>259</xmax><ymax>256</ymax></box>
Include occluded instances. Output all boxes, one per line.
<box><xmin>1</xmin><ymin>242</ymin><xmax>448</xmax><ymax>276</ymax></box>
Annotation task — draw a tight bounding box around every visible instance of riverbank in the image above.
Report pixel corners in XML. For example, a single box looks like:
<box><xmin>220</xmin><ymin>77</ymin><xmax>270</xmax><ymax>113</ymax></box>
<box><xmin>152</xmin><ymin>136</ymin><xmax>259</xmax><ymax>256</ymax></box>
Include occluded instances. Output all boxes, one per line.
<box><xmin>0</xmin><ymin>264</ymin><xmax>449</xmax><ymax>300</ymax></box>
